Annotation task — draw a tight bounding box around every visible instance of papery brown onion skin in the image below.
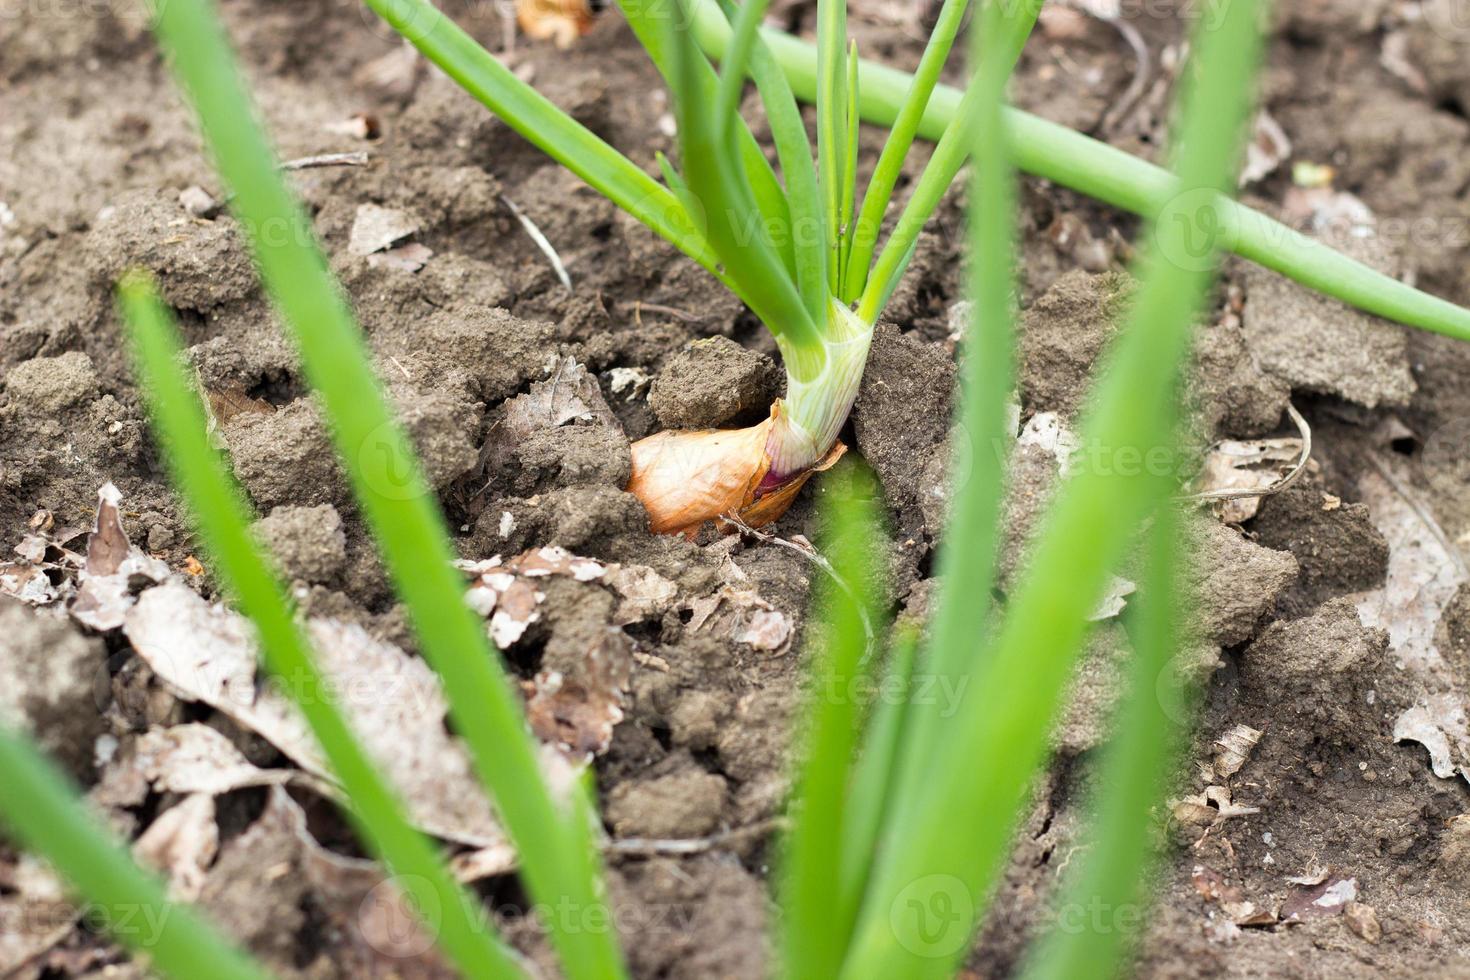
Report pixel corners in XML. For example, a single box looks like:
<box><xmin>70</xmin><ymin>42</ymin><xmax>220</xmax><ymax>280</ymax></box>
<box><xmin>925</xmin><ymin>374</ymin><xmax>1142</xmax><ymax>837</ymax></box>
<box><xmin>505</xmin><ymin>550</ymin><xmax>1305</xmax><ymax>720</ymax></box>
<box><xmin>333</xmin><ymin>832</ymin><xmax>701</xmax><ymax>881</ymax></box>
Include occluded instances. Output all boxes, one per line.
<box><xmin>626</xmin><ymin>410</ymin><xmax>846</xmax><ymax>537</ymax></box>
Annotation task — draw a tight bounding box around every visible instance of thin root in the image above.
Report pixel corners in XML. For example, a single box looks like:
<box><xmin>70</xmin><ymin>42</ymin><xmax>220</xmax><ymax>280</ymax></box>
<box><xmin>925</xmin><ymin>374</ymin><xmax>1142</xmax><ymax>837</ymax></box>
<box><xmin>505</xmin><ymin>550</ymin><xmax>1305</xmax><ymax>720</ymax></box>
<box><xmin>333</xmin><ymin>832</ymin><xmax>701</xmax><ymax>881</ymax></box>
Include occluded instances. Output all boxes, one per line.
<box><xmin>501</xmin><ymin>194</ymin><xmax>572</xmax><ymax>290</ymax></box>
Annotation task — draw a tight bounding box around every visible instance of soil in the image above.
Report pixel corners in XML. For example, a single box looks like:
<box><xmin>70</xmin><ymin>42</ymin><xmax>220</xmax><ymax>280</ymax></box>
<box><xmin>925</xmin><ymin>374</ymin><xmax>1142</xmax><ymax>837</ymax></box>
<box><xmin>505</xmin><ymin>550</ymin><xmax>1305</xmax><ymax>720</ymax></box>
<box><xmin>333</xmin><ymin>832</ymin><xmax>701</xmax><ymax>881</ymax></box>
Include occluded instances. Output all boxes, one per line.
<box><xmin>3</xmin><ymin>1</ymin><xmax>1470</xmax><ymax>978</ymax></box>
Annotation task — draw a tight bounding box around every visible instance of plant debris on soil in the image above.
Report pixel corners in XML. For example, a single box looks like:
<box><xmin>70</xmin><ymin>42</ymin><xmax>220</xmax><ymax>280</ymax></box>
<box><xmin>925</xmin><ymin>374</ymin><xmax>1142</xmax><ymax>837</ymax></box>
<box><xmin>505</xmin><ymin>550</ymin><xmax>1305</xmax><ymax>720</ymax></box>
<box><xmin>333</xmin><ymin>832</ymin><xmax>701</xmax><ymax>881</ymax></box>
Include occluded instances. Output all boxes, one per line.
<box><xmin>3</xmin><ymin>2</ymin><xmax>1470</xmax><ymax>978</ymax></box>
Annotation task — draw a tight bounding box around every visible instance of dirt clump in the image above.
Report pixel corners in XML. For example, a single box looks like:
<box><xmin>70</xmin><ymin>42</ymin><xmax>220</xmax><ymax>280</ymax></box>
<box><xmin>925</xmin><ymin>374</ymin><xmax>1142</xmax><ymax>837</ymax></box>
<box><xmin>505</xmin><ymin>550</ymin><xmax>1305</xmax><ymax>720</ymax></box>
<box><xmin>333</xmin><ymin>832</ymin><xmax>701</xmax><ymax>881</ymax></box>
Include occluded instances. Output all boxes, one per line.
<box><xmin>1249</xmin><ymin>478</ymin><xmax>1390</xmax><ymax>617</ymax></box>
<box><xmin>1435</xmin><ymin>583</ymin><xmax>1470</xmax><ymax>679</ymax></box>
<box><xmin>82</xmin><ymin>189</ymin><xmax>258</xmax><ymax>314</ymax></box>
<box><xmin>1243</xmin><ymin>597</ymin><xmax>1387</xmax><ymax>735</ymax></box>
<box><xmin>223</xmin><ymin>400</ymin><xmax>349</xmax><ymax>512</ymax></box>
<box><xmin>1190</xmin><ymin>306</ymin><xmax>1293</xmax><ymax>438</ymax></box>
<box><xmin>251</xmin><ymin>504</ymin><xmax>347</xmax><ymax>586</ymax></box>
<box><xmin>851</xmin><ymin>320</ymin><xmax>957</xmax><ymax>540</ymax></box>
<box><xmin>1184</xmin><ymin>516</ymin><xmax>1299</xmax><ymax>646</ymax></box>
<box><xmin>648</xmin><ymin>336</ymin><xmax>780</xmax><ymax>429</ymax></box>
<box><xmin>2</xmin><ymin>351</ymin><xmax>101</xmax><ymax>415</ymax></box>
<box><xmin>1241</xmin><ymin>240</ymin><xmax>1416</xmax><ymax>409</ymax></box>
<box><xmin>606</xmin><ymin>764</ymin><xmax>729</xmax><ymax>839</ymax></box>
<box><xmin>1017</xmin><ymin>268</ymin><xmax>1129</xmax><ymax>419</ymax></box>
<box><xmin>609</xmin><ymin>856</ymin><xmax>769</xmax><ymax>980</ymax></box>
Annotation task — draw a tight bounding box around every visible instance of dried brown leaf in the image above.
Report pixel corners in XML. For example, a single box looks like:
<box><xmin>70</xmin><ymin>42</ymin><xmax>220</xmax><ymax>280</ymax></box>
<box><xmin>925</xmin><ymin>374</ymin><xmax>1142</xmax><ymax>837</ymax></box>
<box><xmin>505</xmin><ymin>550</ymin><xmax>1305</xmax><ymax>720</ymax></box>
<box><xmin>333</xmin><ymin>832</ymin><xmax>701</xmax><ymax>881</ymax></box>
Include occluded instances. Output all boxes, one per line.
<box><xmin>133</xmin><ymin>793</ymin><xmax>218</xmax><ymax>902</ymax></box>
<box><xmin>124</xmin><ymin>582</ymin><xmax>514</xmax><ymax>848</ymax></box>
<box><xmin>1194</xmin><ymin>438</ymin><xmax>1304</xmax><ymax>523</ymax></box>
<box><xmin>71</xmin><ymin>483</ymin><xmax>169</xmax><ymax>631</ymax></box>
<box><xmin>1281</xmin><ymin>876</ymin><xmax>1358</xmax><ymax>922</ymax></box>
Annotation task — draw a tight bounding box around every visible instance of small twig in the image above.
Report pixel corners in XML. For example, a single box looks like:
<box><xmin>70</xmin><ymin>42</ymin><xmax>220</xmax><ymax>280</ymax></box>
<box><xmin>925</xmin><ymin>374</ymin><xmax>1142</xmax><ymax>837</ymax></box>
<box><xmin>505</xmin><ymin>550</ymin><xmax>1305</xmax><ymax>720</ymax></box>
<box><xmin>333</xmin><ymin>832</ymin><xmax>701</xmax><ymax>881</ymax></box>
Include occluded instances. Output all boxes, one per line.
<box><xmin>210</xmin><ymin>152</ymin><xmax>373</xmax><ymax>212</ymax></box>
<box><xmin>604</xmin><ymin>818</ymin><xmax>787</xmax><ymax>857</ymax></box>
<box><xmin>719</xmin><ymin>511</ymin><xmax>878</xmax><ymax>662</ymax></box>
<box><xmin>501</xmin><ymin>194</ymin><xmax>572</xmax><ymax>290</ymax></box>
<box><xmin>279</xmin><ymin>151</ymin><xmax>371</xmax><ymax>171</ymax></box>
<box><xmin>1180</xmin><ymin>401</ymin><xmax>1313</xmax><ymax>506</ymax></box>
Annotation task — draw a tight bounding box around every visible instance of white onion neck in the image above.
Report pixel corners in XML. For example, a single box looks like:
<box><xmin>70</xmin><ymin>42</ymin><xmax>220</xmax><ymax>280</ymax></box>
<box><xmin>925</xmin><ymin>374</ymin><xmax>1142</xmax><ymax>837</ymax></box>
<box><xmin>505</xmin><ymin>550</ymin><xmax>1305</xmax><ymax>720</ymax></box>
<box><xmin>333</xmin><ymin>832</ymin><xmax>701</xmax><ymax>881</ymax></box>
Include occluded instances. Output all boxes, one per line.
<box><xmin>765</xmin><ymin>300</ymin><xmax>873</xmax><ymax>482</ymax></box>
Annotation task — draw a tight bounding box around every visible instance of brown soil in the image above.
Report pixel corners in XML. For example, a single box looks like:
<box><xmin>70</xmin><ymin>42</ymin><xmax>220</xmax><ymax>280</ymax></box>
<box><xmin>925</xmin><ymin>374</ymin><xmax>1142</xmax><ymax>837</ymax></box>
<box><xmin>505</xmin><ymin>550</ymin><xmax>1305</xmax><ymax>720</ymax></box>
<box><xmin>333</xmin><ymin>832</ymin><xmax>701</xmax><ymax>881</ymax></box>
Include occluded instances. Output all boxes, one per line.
<box><xmin>3</xmin><ymin>2</ymin><xmax>1470</xmax><ymax>978</ymax></box>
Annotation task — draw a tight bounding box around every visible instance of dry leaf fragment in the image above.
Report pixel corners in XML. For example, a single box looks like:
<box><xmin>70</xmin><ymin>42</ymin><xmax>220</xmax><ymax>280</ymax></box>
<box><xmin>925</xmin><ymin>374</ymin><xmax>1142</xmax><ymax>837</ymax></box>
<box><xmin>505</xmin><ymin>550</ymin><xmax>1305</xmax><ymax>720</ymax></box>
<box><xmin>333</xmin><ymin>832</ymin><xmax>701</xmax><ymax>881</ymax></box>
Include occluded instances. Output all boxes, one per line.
<box><xmin>1191</xmin><ymin>866</ymin><xmax>1275</xmax><ymax>925</ymax></box>
<box><xmin>0</xmin><ymin>856</ymin><xmax>77</xmax><ymax>974</ymax></box>
<box><xmin>71</xmin><ymin>483</ymin><xmax>170</xmax><ymax>631</ymax></box>
<box><xmin>1240</xmin><ymin>110</ymin><xmax>1292</xmax><ymax>186</ymax></box>
<box><xmin>85</xmin><ymin>482</ymin><xmax>130</xmax><ymax>576</ymax></box>
<box><xmin>608</xmin><ymin>366</ymin><xmax>651</xmax><ymax>402</ymax></box>
<box><xmin>348</xmin><ymin>203</ymin><xmax>419</xmax><ymax>256</ymax></box>
<box><xmin>133</xmin><ymin>793</ymin><xmax>218</xmax><ymax>902</ymax></box>
<box><xmin>205</xmin><ymin>386</ymin><xmax>273</xmax><ymax>425</ymax></box>
<box><xmin>366</xmin><ymin>242</ymin><xmax>432</xmax><ymax>272</ymax></box>
<box><xmin>1281</xmin><ymin>875</ymin><xmax>1358</xmax><ymax>922</ymax></box>
<box><xmin>461</xmin><ymin>547</ymin><xmax>607</xmax><ymax>647</ymax></box>
<box><xmin>510</xmin><ymin>544</ymin><xmax>606</xmax><ymax>581</ymax></box>
<box><xmin>509</xmin><ymin>356</ymin><xmax>619</xmax><ymax>434</ymax></box>
<box><xmin>1191</xmin><ymin>865</ymin><xmax>1236</xmax><ymax>903</ymax></box>
<box><xmin>93</xmin><ymin>723</ymin><xmax>313</xmax><ymax>807</ymax></box>
<box><xmin>450</xmin><ymin>843</ymin><xmax>519</xmax><ymax>883</ymax></box>
<box><xmin>604</xmin><ymin>563</ymin><xmax>679</xmax><ymax>625</ymax></box>
<box><xmin>1213</xmin><ymin>724</ymin><xmax>1262</xmax><ymax>780</ymax></box>
<box><xmin>1393</xmin><ymin>701</ymin><xmax>1461</xmax><ymax>781</ymax></box>
<box><xmin>1172</xmin><ymin>784</ymin><xmax>1260</xmax><ymax>828</ymax></box>
<box><xmin>525</xmin><ymin>630</ymin><xmax>631</xmax><ymax>759</ymax></box>
<box><xmin>1090</xmin><ymin>575</ymin><xmax>1136</xmax><ymax>622</ymax></box>
<box><xmin>1222</xmin><ymin>900</ymin><xmax>1277</xmax><ymax>927</ymax></box>
<box><xmin>324</xmin><ymin>113</ymin><xmax>381</xmax><ymax>141</ymax></box>
<box><xmin>1285</xmin><ymin>864</ymin><xmax>1330</xmax><ymax>887</ymax></box>
<box><xmin>481</xmin><ymin>357</ymin><xmax>622</xmax><ymax>476</ymax></box>
<box><xmin>1017</xmin><ymin>412</ymin><xmax>1082</xmax><ymax>475</ymax></box>
<box><xmin>1194</xmin><ymin>437</ymin><xmax>1304</xmax><ymax>522</ymax></box>
<box><xmin>687</xmin><ymin>584</ymin><xmax>793</xmax><ymax>652</ymax></box>
<box><xmin>0</xmin><ymin>561</ymin><xmax>58</xmax><ymax>605</ymax></box>
<box><xmin>124</xmin><ymin>582</ymin><xmax>512</xmax><ymax>848</ymax></box>
<box><xmin>1204</xmin><ymin>784</ymin><xmax>1261</xmax><ymax>819</ymax></box>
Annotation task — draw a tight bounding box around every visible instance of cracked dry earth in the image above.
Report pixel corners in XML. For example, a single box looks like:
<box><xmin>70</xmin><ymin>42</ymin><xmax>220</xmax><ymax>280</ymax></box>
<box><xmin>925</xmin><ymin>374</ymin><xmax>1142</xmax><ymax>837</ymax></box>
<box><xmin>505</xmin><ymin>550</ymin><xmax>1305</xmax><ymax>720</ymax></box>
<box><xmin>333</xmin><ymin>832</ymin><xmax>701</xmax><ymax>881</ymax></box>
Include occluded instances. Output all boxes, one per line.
<box><xmin>4</xmin><ymin>0</ymin><xmax>1470</xmax><ymax>977</ymax></box>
